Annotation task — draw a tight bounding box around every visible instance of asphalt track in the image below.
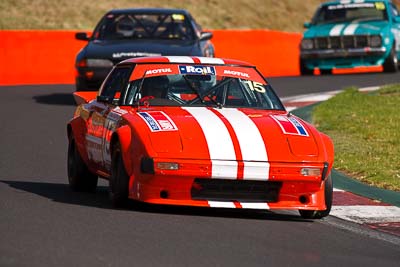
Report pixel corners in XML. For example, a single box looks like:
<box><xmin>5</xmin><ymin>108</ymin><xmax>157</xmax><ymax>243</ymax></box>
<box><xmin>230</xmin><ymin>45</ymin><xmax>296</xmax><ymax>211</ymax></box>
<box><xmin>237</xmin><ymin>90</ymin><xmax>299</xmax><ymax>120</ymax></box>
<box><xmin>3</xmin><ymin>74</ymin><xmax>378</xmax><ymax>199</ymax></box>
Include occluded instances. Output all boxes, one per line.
<box><xmin>1</xmin><ymin>73</ymin><xmax>400</xmax><ymax>267</ymax></box>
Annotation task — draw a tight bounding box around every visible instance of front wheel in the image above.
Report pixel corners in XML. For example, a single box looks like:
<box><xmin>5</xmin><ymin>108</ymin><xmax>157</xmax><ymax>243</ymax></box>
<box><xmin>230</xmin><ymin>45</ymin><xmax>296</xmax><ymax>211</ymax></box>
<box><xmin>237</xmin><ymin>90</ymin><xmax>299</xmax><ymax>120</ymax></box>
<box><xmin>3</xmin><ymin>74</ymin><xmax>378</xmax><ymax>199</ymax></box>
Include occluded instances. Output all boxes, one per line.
<box><xmin>300</xmin><ymin>59</ymin><xmax>314</xmax><ymax>75</ymax></box>
<box><xmin>109</xmin><ymin>143</ymin><xmax>130</xmax><ymax>207</ymax></box>
<box><xmin>67</xmin><ymin>138</ymin><xmax>98</xmax><ymax>192</ymax></box>
<box><xmin>299</xmin><ymin>174</ymin><xmax>333</xmax><ymax>219</ymax></box>
<box><xmin>383</xmin><ymin>45</ymin><xmax>398</xmax><ymax>73</ymax></box>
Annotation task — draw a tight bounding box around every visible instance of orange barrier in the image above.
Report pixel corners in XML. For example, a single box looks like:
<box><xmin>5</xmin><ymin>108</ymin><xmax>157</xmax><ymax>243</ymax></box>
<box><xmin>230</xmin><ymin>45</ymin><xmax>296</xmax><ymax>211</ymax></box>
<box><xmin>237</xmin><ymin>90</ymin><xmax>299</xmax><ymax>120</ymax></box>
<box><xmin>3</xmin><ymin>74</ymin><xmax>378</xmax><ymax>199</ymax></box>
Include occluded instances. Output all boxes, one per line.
<box><xmin>0</xmin><ymin>29</ymin><xmax>302</xmax><ymax>86</ymax></box>
<box><xmin>212</xmin><ymin>30</ymin><xmax>302</xmax><ymax>77</ymax></box>
<box><xmin>0</xmin><ymin>30</ymin><xmax>86</xmax><ymax>85</ymax></box>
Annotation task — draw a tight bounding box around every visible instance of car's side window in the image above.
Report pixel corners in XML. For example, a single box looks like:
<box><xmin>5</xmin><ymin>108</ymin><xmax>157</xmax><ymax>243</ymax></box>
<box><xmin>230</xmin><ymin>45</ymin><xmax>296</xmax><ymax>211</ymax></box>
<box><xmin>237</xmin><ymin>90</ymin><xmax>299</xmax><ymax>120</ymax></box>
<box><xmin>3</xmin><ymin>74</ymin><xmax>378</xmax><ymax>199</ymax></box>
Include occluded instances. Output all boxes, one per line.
<box><xmin>100</xmin><ymin>66</ymin><xmax>133</xmax><ymax>104</ymax></box>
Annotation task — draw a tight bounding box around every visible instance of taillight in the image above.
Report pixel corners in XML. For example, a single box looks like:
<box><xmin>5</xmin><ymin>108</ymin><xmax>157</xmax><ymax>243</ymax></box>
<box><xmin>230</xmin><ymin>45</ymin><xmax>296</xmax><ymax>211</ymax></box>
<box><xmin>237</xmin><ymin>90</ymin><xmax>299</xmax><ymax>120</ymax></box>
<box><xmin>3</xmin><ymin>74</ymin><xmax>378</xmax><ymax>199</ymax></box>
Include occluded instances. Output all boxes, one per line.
<box><xmin>76</xmin><ymin>59</ymin><xmax>87</xmax><ymax>68</ymax></box>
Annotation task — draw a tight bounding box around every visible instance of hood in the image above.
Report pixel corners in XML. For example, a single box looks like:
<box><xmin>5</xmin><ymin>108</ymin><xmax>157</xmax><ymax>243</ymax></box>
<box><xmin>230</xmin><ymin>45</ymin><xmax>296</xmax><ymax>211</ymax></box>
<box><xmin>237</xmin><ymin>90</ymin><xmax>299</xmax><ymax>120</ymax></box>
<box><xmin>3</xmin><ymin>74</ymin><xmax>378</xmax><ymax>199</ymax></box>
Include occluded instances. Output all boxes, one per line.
<box><xmin>303</xmin><ymin>20</ymin><xmax>390</xmax><ymax>38</ymax></box>
<box><xmin>85</xmin><ymin>39</ymin><xmax>198</xmax><ymax>63</ymax></box>
<box><xmin>132</xmin><ymin>107</ymin><xmax>322</xmax><ymax>163</ymax></box>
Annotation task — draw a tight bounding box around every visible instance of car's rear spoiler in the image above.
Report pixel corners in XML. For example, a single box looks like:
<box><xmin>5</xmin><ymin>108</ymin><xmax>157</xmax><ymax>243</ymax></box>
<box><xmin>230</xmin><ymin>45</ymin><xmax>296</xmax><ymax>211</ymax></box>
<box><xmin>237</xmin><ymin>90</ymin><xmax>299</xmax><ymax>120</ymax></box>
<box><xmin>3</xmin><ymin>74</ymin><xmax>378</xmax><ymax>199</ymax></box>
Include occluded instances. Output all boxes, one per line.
<box><xmin>73</xmin><ymin>92</ymin><xmax>98</xmax><ymax>105</ymax></box>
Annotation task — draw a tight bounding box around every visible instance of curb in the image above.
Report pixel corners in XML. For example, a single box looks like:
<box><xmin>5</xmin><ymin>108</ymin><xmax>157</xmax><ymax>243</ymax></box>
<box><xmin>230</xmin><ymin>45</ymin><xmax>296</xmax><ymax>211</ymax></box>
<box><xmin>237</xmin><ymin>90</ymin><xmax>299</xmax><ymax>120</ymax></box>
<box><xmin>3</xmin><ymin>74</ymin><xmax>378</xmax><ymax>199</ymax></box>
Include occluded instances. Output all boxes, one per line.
<box><xmin>284</xmin><ymin>89</ymin><xmax>400</xmax><ymax>237</ymax></box>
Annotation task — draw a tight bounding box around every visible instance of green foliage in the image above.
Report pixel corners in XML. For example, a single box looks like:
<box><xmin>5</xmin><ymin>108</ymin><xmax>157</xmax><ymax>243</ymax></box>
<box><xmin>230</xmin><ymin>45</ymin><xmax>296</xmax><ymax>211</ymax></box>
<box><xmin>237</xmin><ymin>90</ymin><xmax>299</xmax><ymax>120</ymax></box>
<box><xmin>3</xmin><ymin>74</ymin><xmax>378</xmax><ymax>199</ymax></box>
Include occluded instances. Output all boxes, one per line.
<box><xmin>313</xmin><ymin>86</ymin><xmax>400</xmax><ymax>191</ymax></box>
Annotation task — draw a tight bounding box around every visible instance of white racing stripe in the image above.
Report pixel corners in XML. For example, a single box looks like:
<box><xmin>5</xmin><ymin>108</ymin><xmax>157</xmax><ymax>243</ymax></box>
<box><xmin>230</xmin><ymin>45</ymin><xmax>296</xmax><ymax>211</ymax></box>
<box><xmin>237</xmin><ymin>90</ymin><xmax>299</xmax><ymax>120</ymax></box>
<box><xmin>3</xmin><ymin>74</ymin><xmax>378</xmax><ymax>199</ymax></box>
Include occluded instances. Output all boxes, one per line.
<box><xmin>330</xmin><ymin>24</ymin><xmax>345</xmax><ymax>36</ymax></box>
<box><xmin>215</xmin><ymin>108</ymin><xmax>269</xmax><ymax>180</ymax></box>
<box><xmin>166</xmin><ymin>56</ymin><xmax>194</xmax><ymax>63</ymax></box>
<box><xmin>196</xmin><ymin>57</ymin><xmax>225</xmax><ymax>64</ymax></box>
<box><xmin>182</xmin><ymin>107</ymin><xmax>237</xmax><ymax>178</ymax></box>
<box><xmin>343</xmin><ymin>24</ymin><xmax>358</xmax><ymax>35</ymax></box>
<box><xmin>208</xmin><ymin>201</ymin><xmax>236</xmax><ymax>208</ymax></box>
<box><xmin>207</xmin><ymin>201</ymin><xmax>270</xmax><ymax>209</ymax></box>
<box><xmin>240</xmin><ymin>202</ymin><xmax>270</xmax><ymax>209</ymax></box>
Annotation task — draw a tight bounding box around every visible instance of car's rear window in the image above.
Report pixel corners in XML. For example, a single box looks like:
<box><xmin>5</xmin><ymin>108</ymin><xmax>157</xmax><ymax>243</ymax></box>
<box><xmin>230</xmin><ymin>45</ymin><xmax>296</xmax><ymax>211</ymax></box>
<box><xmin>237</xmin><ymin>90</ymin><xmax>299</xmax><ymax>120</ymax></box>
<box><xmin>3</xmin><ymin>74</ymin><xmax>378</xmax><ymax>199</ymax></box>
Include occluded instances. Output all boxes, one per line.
<box><xmin>92</xmin><ymin>13</ymin><xmax>195</xmax><ymax>41</ymax></box>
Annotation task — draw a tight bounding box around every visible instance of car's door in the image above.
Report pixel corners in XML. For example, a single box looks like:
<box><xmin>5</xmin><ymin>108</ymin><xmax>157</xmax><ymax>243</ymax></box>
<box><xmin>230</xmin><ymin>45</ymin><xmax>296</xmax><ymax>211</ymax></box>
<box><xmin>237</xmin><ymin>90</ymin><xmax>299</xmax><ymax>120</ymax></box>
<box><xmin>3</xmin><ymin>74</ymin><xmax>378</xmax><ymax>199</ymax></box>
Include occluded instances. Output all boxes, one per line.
<box><xmin>86</xmin><ymin>65</ymin><xmax>133</xmax><ymax>173</ymax></box>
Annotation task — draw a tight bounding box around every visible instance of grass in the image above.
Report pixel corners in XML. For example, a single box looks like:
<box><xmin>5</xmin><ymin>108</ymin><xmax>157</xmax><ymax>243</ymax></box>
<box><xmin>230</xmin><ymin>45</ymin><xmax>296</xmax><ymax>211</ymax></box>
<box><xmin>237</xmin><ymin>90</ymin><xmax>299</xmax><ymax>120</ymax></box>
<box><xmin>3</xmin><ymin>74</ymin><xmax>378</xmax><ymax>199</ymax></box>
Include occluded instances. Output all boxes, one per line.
<box><xmin>0</xmin><ymin>0</ymin><xmax>325</xmax><ymax>31</ymax></box>
<box><xmin>313</xmin><ymin>85</ymin><xmax>400</xmax><ymax>191</ymax></box>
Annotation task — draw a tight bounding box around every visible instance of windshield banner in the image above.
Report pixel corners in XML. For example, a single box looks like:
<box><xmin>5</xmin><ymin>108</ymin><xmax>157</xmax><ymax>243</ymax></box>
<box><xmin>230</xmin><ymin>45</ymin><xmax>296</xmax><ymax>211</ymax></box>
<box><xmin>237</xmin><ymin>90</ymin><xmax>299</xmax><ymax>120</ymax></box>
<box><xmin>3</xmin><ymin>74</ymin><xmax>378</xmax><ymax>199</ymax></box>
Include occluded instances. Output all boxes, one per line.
<box><xmin>130</xmin><ymin>64</ymin><xmax>266</xmax><ymax>84</ymax></box>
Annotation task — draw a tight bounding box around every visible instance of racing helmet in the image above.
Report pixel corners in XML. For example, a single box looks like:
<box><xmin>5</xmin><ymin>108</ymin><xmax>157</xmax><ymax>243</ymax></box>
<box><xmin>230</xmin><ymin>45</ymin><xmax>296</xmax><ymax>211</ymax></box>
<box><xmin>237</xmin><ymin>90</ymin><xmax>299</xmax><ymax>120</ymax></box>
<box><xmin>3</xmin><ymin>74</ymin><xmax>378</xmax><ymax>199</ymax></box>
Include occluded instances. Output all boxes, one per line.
<box><xmin>116</xmin><ymin>16</ymin><xmax>135</xmax><ymax>37</ymax></box>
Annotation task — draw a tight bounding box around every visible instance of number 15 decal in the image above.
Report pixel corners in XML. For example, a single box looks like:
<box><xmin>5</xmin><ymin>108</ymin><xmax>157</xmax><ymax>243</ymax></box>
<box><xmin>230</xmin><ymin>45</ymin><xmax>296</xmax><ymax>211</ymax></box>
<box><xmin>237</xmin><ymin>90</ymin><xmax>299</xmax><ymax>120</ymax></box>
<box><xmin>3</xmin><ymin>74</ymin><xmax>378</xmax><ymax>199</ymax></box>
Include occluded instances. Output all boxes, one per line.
<box><xmin>243</xmin><ymin>81</ymin><xmax>266</xmax><ymax>93</ymax></box>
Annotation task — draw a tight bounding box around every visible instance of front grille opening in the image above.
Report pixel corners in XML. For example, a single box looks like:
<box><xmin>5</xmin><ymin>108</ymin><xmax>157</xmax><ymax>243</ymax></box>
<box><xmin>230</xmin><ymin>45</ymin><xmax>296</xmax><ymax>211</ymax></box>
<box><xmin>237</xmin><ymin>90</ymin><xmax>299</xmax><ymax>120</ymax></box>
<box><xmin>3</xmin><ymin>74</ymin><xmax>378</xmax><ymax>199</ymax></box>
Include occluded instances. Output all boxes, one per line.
<box><xmin>313</xmin><ymin>35</ymin><xmax>372</xmax><ymax>50</ymax></box>
<box><xmin>191</xmin><ymin>179</ymin><xmax>282</xmax><ymax>202</ymax></box>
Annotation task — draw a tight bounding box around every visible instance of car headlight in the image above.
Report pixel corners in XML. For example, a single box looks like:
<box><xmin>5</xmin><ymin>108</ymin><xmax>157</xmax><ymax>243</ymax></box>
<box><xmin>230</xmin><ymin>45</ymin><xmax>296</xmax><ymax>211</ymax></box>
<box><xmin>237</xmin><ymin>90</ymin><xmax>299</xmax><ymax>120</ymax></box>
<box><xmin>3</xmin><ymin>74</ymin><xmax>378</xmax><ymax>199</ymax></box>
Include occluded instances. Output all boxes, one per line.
<box><xmin>370</xmin><ymin>35</ymin><xmax>382</xmax><ymax>48</ymax></box>
<box><xmin>300</xmin><ymin>167</ymin><xmax>321</xmax><ymax>177</ymax></box>
<box><xmin>301</xmin><ymin>39</ymin><xmax>314</xmax><ymax>50</ymax></box>
<box><xmin>156</xmin><ymin>162</ymin><xmax>179</xmax><ymax>170</ymax></box>
<box><xmin>86</xmin><ymin>59</ymin><xmax>114</xmax><ymax>67</ymax></box>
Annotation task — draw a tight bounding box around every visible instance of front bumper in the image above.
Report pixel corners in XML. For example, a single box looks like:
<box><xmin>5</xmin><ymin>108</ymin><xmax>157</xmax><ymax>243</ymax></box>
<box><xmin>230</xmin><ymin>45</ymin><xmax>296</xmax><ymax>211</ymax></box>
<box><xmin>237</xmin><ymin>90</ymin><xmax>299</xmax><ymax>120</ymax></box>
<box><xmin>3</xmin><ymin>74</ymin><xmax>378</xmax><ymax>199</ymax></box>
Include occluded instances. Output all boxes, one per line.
<box><xmin>301</xmin><ymin>47</ymin><xmax>386</xmax><ymax>59</ymax></box>
<box><xmin>300</xmin><ymin>47</ymin><xmax>387</xmax><ymax>69</ymax></box>
<box><xmin>129</xmin><ymin>160</ymin><xmax>328</xmax><ymax>211</ymax></box>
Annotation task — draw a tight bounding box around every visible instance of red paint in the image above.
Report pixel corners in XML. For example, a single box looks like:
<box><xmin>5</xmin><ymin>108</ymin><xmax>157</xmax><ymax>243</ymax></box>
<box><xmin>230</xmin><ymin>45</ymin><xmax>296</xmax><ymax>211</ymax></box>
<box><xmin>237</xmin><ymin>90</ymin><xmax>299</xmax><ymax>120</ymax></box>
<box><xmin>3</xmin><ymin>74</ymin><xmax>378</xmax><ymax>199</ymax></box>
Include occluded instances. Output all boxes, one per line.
<box><xmin>333</xmin><ymin>191</ymin><xmax>390</xmax><ymax>206</ymax></box>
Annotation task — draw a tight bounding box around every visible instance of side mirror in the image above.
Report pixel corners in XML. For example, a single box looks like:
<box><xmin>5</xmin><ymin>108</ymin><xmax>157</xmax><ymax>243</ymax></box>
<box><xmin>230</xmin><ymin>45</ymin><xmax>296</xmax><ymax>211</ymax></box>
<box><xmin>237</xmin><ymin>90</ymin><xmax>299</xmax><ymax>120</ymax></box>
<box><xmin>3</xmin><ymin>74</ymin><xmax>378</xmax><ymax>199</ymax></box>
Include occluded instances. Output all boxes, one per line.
<box><xmin>75</xmin><ymin>32</ymin><xmax>90</xmax><ymax>41</ymax></box>
<box><xmin>303</xmin><ymin>22</ymin><xmax>312</xmax><ymax>29</ymax></box>
<box><xmin>96</xmin><ymin>95</ymin><xmax>111</xmax><ymax>103</ymax></box>
<box><xmin>199</xmin><ymin>31</ymin><xmax>213</xmax><ymax>41</ymax></box>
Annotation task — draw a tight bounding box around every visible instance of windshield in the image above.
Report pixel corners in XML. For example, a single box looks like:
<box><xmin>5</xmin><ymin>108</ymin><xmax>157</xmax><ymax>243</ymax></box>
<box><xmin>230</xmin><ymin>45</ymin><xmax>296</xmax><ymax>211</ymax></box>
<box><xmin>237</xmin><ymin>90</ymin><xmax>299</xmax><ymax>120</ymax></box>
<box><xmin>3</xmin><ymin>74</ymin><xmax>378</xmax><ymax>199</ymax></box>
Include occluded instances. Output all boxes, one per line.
<box><xmin>92</xmin><ymin>12</ymin><xmax>195</xmax><ymax>41</ymax></box>
<box><xmin>121</xmin><ymin>65</ymin><xmax>284</xmax><ymax>110</ymax></box>
<box><xmin>312</xmin><ymin>2</ymin><xmax>388</xmax><ymax>25</ymax></box>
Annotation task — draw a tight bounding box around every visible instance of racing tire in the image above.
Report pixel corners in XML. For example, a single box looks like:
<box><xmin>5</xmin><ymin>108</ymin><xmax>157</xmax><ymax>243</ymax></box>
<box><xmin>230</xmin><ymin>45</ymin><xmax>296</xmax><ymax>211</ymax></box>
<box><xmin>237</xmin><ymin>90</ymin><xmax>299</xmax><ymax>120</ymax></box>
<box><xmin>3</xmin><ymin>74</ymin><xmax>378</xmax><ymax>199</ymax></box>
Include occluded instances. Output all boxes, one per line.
<box><xmin>299</xmin><ymin>174</ymin><xmax>333</xmax><ymax>219</ymax></box>
<box><xmin>300</xmin><ymin>59</ymin><xmax>314</xmax><ymax>75</ymax></box>
<box><xmin>67</xmin><ymin>138</ymin><xmax>98</xmax><ymax>192</ymax></box>
<box><xmin>320</xmin><ymin>69</ymin><xmax>332</xmax><ymax>75</ymax></box>
<box><xmin>383</xmin><ymin>45</ymin><xmax>398</xmax><ymax>73</ymax></box>
<box><xmin>109</xmin><ymin>143</ymin><xmax>130</xmax><ymax>208</ymax></box>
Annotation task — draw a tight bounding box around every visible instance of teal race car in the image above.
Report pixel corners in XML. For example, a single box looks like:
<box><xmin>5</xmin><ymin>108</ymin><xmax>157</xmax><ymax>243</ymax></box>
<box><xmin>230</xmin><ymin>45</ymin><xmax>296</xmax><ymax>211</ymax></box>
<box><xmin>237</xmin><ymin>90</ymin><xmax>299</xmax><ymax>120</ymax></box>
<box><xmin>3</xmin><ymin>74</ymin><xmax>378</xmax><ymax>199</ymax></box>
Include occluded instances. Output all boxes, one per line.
<box><xmin>300</xmin><ymin>0</ymin><xmax>400</xmax><ymax>75</ymax></box>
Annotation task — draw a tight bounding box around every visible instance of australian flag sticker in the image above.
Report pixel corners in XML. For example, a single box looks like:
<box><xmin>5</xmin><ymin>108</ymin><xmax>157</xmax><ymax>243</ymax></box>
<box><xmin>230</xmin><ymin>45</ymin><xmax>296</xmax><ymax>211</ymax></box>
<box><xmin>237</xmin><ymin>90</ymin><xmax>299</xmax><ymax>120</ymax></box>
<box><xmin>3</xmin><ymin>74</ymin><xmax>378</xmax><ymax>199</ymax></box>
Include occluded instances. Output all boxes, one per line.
<box><xmin>271</xmin><ymin>115</ymin><xmax>309</xmax><ymax>136</ymax></box>
<box><xmin>139</xmin><ymin>111</ymin><xmax>178</xmax><ymax>132</ymax></box>
<box><xmin>179</xmin><ymin>65</ymin><xmax>216</xmax><ymax>75</ymax></box>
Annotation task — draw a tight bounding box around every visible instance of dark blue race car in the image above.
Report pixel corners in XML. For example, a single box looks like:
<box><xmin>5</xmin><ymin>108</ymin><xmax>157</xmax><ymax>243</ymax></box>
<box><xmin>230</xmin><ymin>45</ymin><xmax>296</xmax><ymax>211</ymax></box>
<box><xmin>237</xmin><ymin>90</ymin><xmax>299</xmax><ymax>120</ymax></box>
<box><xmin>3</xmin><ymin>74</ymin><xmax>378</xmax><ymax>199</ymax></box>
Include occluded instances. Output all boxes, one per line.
<box><xmin>75</xmin><ymin>8</ymin><xmax>215</xmax><ymax>91</ymax></box>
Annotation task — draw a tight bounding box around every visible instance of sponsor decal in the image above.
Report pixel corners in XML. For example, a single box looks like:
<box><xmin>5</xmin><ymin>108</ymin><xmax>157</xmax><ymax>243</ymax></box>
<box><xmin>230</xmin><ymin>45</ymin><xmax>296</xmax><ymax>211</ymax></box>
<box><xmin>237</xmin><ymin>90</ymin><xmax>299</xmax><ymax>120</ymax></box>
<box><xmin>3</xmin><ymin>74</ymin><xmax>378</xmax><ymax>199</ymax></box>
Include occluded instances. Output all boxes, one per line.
<box><xmin>138</xmin><ymin>111</ymin><xmax>178</xmax><ymax>132</ymax></box>
<box><xmin>172</xmin><ymin>14</ymin><xmax>185</xmax><ymax>21</ymax></box>
<box><xmin>223</xmin><ymin>69</ymin><xmax>250</xmax><ymax>78</ymax></box>
<box><xmin>375</xmin><ymin>2</ymin><xmax>385</xmax><ymax>10</ymax></box>
<box><xmin>179</xmin><ymin>65</ymin><xmax>216</xmax><ymax>75</ymax></box>
<box><xmin>145</xmin><ymin>68</ymin><xmax>172</xmax><ymax>75</ymax></box>
<box><xmin>328</xmin><ymin>3</ymin><xmax>375</xmax><ymax>10</ymax></box>
<box><xmin>271</xmin><ymin>115</ymin><xmax>309</xmax><ymax>136</ymax></box>
<box><xmin>112</xmin><ymin>52</ymin><xmax>161</xmax><ymax>58</ymax></box>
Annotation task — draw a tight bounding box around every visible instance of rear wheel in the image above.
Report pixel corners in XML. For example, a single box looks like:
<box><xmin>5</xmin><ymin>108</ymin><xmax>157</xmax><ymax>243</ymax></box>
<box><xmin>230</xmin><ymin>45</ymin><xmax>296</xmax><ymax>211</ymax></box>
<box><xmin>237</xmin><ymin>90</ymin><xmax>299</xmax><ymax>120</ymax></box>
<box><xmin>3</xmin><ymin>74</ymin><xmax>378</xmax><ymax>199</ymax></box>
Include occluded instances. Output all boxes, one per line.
<box><xmin>109</xmin><ymin>143</ymin><xmax>130</xmax><ymax>207</ymax></box>
<box><xmin>383</xmin><ymin>45</ymin><xmax>398</xmax><ymax>73</ymax></box>
<box><xmin>67</xmin><ymin>138</ymin><xmax>98</xmax><ymax>192</ymax></box>
<box><xmin>299</xmin><ymin>174</ymin><xmax>333</xmax><ymax>219</ymax></box>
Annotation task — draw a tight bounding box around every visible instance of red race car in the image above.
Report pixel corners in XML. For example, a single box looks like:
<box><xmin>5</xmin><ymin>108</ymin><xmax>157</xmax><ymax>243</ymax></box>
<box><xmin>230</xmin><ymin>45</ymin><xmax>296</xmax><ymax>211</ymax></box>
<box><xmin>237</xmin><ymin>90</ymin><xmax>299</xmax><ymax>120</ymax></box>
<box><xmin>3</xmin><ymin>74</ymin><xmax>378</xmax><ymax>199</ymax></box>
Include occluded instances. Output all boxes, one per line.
<box><xmin>67</xmin><ymin>56</ymin><xmax>334</xmax><ymax>219</ymax></box>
